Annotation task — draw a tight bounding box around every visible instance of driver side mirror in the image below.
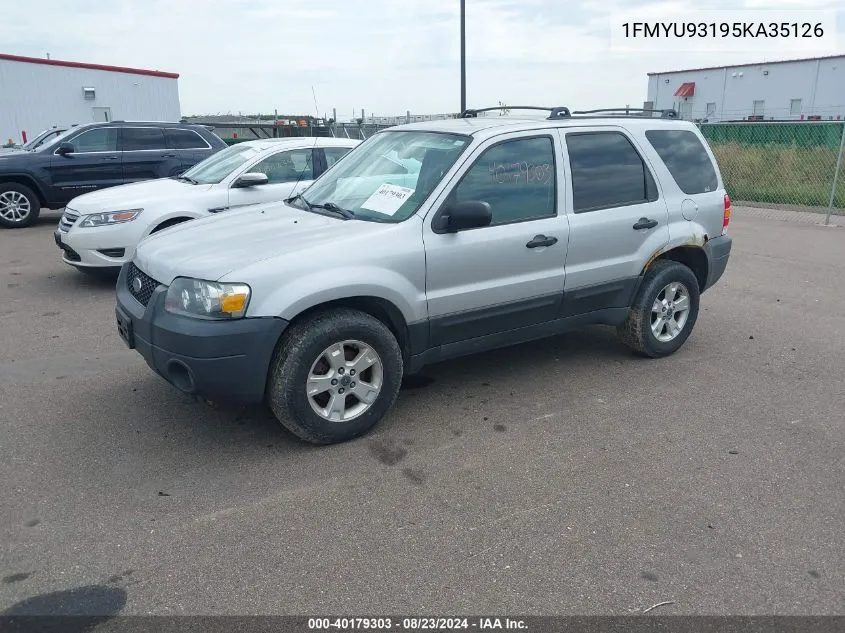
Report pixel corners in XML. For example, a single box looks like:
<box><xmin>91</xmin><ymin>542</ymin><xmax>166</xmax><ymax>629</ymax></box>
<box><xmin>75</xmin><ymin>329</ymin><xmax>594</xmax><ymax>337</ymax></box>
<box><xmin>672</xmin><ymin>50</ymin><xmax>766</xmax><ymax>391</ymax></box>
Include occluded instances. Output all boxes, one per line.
<box><xmin>434</xmin><ymin>200</ymin><xmax>492</xmax><ymax>233</ymax></box>
<box><xmin>56</xmin><ymin>142</ymin><xmax>75</xmax><ymax>156</ymax></box>
<box><xmin>232</xmin><ymin>172</ymin><xmax>269</xmax><ymax>188</ymax></box>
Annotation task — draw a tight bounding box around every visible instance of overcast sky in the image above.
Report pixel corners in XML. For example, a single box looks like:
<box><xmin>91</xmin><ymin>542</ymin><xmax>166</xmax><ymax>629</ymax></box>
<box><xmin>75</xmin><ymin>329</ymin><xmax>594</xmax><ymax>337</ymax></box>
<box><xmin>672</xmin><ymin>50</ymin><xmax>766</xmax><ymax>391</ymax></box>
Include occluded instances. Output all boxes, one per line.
<box><xmin>6</xmin><ymin>0</ymin><xmax>845</xmax><ymax>119</ymax></box>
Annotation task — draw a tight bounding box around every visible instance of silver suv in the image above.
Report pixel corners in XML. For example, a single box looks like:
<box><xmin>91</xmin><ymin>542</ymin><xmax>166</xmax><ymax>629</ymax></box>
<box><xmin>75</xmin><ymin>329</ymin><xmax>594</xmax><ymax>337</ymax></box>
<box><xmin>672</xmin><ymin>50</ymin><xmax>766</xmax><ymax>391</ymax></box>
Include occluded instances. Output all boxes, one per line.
<box><xmin>115</xmin><ymin>106</ymin><xmax>733</xmax><ymax>445</ymax></box>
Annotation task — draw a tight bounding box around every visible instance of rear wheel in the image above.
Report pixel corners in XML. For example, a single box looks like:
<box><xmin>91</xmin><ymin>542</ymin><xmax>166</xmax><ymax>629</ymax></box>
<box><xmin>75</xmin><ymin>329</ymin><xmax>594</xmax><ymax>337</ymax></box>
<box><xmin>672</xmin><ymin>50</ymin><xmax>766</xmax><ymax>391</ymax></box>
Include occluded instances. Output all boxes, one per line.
<box><xmin>617</xmin><ymin>259</ymin><xmax>700</xmax><ymax>358</ymax></box>
<box><xmin>267</xmin><ymin>308</ymin><xmax>404</xmax><ymax>445</ymax></box>
<box><xmin>0</xmin><ymin>182</ymin><xmax>41</xmax><ymax>228</ymax></box>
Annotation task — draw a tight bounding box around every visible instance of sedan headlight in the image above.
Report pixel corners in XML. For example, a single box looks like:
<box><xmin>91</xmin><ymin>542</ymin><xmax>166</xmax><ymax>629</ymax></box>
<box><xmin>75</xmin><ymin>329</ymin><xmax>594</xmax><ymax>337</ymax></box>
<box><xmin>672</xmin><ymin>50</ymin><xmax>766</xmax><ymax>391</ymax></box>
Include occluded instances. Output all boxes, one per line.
<box><xmin>164</xmin><ymin>278</ymin><xmax>251</xmax><ymax>320</ymax></box>
<box><xmin>79</xmin><ymin>209</ymin><xmax>142</xmax><ymax>228</ymax></box>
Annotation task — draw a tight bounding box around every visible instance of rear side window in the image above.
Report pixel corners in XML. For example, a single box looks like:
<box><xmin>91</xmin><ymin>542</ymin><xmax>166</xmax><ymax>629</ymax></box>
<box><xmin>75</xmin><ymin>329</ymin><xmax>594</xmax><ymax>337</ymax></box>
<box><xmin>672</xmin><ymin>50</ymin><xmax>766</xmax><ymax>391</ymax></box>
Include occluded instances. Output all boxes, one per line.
<box><xmin>324</xmin><ymin>147</ymin><xmax>353</xmax><ymax>167</ymax></box>
<box><xmin>645</xmin><ymin>129</ymin><xmax>718</xmax><ymax>195</ymax></box>
<box><xmin>165</xmin><ymin>128</ymin><xmax>209</xmax><ymax>150</ymax></box>
<box><xmin>565</xmin><ymin>132</ymin><xmax>658</xmax><ymax>213</ymax></box>
<box><xmin>122</xmin><ymin>128</ymin><xmax>167</xmax><ymax>151</ymax></box>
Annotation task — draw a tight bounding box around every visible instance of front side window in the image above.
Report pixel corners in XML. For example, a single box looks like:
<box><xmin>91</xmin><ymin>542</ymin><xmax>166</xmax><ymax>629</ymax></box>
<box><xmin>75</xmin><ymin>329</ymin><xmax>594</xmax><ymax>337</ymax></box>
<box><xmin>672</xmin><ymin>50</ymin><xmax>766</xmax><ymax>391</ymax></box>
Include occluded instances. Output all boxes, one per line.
<box><xmin>69</xmin><ymin>128</ymin><xmax>118</xmax><ymax>153</ymax></box>
<box><xmin>645</xmin><ymin>129</ymin><xmax>718</xmax><ymax>195</ymax></box>
<box><xmin>288</xmin><ymin>131</ymin><xmax>471</xmax><ymax>223</ymax></box>
<box><xmin>248</xmin><ymin>149</ymin><xmax>314</xmax><ymax>184</ymax></box>
<box><xmin>180</xmin><ymin>144</ymin><xmax>263</xmax><ymax>185</ymax></box>
<box><xmin>566</xmin><ymin>131</ymin><xmax>658</xmax><ymax>213</ymax></box>
<box><xmin>122</xmin><ymin>128</ymin><xmax>167</xmax><ymax>151</ymax></box>
<box><xmin>449</xmin><ymin>136</ymin><xmax>556</xmax><ymax>226</ymax></box>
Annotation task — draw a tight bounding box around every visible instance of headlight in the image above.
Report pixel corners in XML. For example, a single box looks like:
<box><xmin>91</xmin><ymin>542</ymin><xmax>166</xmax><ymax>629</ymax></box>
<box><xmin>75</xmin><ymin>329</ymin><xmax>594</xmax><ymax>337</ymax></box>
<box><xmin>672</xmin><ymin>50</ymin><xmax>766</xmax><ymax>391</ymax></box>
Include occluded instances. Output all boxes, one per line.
<box><xmin>79</xmin><ymin>209</ymin><xmax>142</xmax><ymax>228</ymax></box>
<box><xmin>164</xmin><ymin>278</ymin><xmax>251</xmax><ymax>320</ymax></box>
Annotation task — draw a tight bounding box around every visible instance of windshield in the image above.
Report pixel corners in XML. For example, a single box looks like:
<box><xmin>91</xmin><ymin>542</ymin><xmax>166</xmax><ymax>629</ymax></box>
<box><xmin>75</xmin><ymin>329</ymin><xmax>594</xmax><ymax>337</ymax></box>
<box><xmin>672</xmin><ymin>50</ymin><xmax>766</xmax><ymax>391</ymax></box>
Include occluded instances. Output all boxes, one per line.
<box><xmin>290</xmin><ymin>130</ymin><xmax>471</xmax><ymax>222</ymax></box>
<box><xmin>22</xmin><ymin>129</ymin><xmax>61</xmax><ymax>150</ymax></box>
<box><xmin>180</xmin><ymin>143</ymin><xmax>263</xmax><ymax>184</ymax></box>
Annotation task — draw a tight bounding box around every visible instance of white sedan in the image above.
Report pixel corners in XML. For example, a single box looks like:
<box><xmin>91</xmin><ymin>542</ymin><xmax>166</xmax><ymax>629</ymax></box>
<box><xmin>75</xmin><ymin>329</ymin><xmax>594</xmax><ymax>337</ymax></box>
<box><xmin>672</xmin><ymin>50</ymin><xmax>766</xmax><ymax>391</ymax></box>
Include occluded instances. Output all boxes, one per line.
<box><xmin>53</xmin><ymin>137</ymin><xmax>360</xmax><ymax>273</ymax></box>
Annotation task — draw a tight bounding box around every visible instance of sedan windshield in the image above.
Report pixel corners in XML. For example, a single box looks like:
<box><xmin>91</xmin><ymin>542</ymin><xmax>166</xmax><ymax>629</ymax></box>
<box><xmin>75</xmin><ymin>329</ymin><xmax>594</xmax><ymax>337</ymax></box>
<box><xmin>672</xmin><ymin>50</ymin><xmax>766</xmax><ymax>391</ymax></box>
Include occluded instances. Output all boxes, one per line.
<box><xmin>180</xmin><ymin>143</ymin><xmax>263</xmax><ymax>184</ymax></box>
<box><xmin>289</xmin><ymin>130</ymin><xmax>471</xmax><ymax>222</ymax></box>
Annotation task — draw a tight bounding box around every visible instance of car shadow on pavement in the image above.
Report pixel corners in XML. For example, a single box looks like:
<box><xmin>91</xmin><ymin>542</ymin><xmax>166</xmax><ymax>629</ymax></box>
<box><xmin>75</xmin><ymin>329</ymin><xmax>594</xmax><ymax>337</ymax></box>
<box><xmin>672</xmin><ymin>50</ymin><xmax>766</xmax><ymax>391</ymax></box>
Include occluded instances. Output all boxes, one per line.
<box><xmin>104</xmin><ymin>325</ymin><xmax>632</xmax><ymax>451</ymax></box>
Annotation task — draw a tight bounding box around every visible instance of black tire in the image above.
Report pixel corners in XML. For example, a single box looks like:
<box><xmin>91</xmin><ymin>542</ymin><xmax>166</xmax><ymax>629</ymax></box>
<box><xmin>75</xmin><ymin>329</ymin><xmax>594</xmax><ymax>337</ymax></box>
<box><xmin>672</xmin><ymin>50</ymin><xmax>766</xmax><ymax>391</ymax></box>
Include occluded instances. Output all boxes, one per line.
<box><xmin>617</xmin><ymin>259</ymin><xmax>700</xmax><ymax>358</ymax></box>
<box><xmin>0</xmin><ymin>182</ymin><xmax>41</xmax><ymax>228</ymax></box>
<box><xmin>267</xmin><ymin>308</ymin><xmax>404</xmax><ymax>445</ymax></box>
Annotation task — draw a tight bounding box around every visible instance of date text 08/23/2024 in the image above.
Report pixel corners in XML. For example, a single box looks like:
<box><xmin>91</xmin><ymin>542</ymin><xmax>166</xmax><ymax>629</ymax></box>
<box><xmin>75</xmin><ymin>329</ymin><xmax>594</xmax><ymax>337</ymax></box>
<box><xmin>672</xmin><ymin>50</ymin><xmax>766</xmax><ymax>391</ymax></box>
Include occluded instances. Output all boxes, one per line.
<box><xmin>307</xmin><ymin>617</ymin><xmax>529</xmax><ymax>630</ymax></box>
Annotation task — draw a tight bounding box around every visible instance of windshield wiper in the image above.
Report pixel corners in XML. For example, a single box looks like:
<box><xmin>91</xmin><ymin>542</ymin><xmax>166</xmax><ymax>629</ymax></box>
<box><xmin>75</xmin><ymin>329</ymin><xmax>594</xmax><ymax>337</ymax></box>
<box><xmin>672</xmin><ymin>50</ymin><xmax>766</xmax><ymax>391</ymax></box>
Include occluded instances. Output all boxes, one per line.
<box><xmin>285</xmin><ymin>193</ymin><xmax>313</xmax><ymax>209</ymax></box>
<box><xmin>312</xmin><ymin>202</ymin><xmax>355</xmax><ymax>219</ymax></box>
<box><xmin>175</xmin><ymin>175</ymin><xmax>199</xmax><ymax>184</ymax></box>
<box><xmin>286</xmin><ymin>195</ymin><xmax>355</xmax><ymax>219</ymax></box>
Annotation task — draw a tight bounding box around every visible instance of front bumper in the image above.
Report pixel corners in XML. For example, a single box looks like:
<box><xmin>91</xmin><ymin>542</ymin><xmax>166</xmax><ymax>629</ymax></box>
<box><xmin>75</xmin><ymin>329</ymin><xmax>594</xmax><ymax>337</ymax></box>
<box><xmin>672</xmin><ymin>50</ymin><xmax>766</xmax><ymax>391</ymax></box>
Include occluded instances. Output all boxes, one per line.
<box><xmin>115</xmin><ymin>263</ymin><xmax>288</xmax><ymax>404</ymax></box>
<box><xmin>703</xmin><ymin>234</ymin><xmax>732</xmax><ymax>292</ymax></box>
<box><xmin>55</xmin><ymin>228</ymin><xmax>132</xmax><ymax>269</ymax></box>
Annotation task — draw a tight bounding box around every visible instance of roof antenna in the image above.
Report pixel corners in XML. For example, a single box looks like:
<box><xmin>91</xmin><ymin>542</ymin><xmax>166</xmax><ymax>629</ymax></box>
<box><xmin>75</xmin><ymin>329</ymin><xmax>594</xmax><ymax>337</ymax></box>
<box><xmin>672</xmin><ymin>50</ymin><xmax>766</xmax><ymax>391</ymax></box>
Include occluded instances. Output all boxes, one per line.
<box><xmin>311</xmin><ymin>85</ymin><xmax>320</xmax><ymax>119</ymax></box>
<box><xmin>46</xmin><ymin>53</ymin><xmax>50</xmax><ymax>60</ymax></box>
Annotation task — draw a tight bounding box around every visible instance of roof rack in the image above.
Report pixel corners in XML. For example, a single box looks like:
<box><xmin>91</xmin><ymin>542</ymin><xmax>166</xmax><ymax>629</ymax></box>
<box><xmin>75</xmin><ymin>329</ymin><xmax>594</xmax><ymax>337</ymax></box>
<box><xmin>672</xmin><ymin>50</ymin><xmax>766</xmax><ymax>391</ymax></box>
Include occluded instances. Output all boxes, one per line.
<box><xmin>459</xmin><ymin>106</ymin><xmax>679</xmax><ymax>120</ymax></box>
<box><xmin>459</xmin><ymin>106</ymin><xmax>572</xmax><ymax>120</ymax></box>
<box><xmin>571</xmin><ymin>107</ymin><xmax>679</xmax><ymax>119</ymax></box>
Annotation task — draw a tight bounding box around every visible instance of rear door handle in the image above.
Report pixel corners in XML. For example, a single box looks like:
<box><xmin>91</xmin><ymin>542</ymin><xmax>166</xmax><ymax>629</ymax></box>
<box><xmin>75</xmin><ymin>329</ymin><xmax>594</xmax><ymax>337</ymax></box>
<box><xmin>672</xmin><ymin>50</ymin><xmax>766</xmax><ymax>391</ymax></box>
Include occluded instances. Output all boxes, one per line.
<box><xmin>526</xmin><ymin>234</ymin><xmax>558</xmax><ymax>248</ymax></box>
<box><xmin>162</xmin><ymin>153</ymin><xmax>177</xmax><ymax>158</ymax></box>
<box><xmin>101</xmin><ymin>155</ymin><xmax>119</xmax><ymax>161</ymax></box>
<box><xmin>633</xmin><ymin>217</ymin><xmax>658</xmax><ymax>230</ymax></box>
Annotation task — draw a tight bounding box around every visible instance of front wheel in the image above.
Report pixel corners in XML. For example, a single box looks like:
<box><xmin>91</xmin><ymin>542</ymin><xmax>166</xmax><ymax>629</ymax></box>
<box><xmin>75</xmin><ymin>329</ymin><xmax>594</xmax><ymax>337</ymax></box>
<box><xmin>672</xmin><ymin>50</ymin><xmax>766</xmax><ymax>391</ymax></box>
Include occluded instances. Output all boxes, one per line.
<box><xmin>617</xmin><ymin>259</ymin><xmax>700</xmax><ymax>358</ymax></box>
<box><xmin>0</xmin><ymin>182</ymin><xmax>41</xmax><ymax>228</ymax></box>
<box><xmin>267</xmin><ymin>308</ymin><xmax>404</xmax><ymax>445</ymax></box>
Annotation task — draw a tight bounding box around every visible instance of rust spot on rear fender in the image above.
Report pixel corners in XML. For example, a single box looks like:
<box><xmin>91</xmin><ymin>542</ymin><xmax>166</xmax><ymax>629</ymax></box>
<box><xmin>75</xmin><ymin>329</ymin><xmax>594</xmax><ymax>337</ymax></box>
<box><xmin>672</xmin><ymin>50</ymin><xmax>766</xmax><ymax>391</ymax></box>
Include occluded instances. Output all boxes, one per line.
<box><xmin>643</xmin><ymin>249</ymin><xmax>664</xmax><ymax>272</ymax></box>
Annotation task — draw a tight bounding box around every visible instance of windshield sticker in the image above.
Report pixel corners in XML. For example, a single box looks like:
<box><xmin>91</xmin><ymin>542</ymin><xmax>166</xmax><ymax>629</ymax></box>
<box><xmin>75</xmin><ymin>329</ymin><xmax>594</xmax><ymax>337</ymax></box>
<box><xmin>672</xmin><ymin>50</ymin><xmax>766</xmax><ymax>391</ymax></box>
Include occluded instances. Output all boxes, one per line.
<box><xmin>361</xmin><ymin>183</ymin><xmax>415</xmax><ymax>215</ymax></box>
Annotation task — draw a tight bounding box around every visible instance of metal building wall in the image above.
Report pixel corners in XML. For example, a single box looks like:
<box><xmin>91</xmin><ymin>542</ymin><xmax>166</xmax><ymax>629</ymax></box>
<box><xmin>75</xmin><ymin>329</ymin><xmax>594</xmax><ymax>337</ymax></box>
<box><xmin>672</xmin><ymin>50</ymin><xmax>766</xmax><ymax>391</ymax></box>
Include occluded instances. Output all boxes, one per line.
<box><xmin>0</xmin><ymin>59</ymin><xmax>181</xmax><ymax>143</ymax></box>
<box><xmin>646</xmin><ymin>56</ymin><xmax>845</xmax><ymax>122</ymax></box>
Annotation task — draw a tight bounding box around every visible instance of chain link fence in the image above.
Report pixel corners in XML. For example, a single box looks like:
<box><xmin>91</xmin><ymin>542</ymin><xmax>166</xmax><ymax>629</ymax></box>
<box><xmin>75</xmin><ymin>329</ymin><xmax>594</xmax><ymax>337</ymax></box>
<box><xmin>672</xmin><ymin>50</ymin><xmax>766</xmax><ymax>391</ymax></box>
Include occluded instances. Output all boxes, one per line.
<box><xmin>699</xmin><ymin>121</ymin><xmax>845</xmax><ymax>219</ymax></box>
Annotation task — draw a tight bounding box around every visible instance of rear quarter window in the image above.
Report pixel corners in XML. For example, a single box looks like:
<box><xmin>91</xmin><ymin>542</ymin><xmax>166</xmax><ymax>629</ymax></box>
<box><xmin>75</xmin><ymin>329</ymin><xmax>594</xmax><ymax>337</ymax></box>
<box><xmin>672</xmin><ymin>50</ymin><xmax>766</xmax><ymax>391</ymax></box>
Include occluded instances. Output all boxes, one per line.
<box><xmin>644</xmin><ymin>129</ymin><xmax>718</xmax><ymax>195</ymax></box>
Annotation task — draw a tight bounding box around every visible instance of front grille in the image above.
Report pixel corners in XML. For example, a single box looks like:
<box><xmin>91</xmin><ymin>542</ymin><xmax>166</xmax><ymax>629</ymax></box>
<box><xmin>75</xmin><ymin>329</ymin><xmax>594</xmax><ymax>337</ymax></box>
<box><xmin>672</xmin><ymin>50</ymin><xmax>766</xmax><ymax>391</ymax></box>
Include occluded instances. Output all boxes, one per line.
<box><xmin>126</xmin><ymin>262</ymin><xmax>160</xmax><ymax>307</ymax></box>
<box><xmin>59</xmin><ymin>208</ymin><xmax>80</xmax><ymax>232</ymax></box>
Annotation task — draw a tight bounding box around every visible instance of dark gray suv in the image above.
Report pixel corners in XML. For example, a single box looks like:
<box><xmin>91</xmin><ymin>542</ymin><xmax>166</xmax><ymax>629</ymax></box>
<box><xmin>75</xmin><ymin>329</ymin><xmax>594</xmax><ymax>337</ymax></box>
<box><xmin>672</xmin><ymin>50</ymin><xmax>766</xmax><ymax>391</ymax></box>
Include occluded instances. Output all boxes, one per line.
<box><xmin>0</xmin><ymin>121</ymin><xmax>227</xmax><ymax>228</ymax></box>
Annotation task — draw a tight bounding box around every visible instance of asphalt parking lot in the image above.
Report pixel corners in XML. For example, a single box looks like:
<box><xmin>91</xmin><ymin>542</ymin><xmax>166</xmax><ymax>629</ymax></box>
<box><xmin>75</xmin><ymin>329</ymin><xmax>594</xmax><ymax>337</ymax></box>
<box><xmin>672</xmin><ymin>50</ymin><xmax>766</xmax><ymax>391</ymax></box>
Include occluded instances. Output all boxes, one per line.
<box><xmin>1</xmin><ymin>209</ymin><xmax>843</xmax><ymax>616</ymax></box>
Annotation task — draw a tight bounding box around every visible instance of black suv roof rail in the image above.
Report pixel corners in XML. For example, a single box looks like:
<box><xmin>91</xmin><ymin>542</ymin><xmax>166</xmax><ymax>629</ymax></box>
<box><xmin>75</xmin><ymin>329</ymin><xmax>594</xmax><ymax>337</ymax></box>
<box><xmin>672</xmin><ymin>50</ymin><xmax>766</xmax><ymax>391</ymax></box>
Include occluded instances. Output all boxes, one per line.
<box><xmin>571</xmin><ymin>107</ymin><xmax>679</xmax><ymax>119</ymax></box>
<box><xmin>459</xmin><ymin>106</ymin><xmax>679</xmax><ymax>120</ymax></box>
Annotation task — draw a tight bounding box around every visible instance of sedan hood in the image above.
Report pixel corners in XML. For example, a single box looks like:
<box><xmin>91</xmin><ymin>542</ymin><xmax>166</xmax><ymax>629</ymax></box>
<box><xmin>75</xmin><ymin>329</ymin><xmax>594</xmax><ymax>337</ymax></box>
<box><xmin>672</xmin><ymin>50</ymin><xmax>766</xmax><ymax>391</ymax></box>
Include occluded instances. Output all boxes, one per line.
<box><xmin>134</xmin><ymin>203</ymin><xmax>396</xmax><ymax>285</ymax></box>
<box><xmin>67</xmin><ymin>178</ymin><xmax>214</xmax><ymax>212</ymax></box>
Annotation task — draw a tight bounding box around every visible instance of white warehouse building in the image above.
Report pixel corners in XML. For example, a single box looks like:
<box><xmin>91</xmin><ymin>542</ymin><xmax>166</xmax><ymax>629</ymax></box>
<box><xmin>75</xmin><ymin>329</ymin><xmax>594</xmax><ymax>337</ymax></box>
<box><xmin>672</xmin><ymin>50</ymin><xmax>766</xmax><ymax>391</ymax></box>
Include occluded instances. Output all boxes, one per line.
<box><xmin>0</xmin><ymin>53</ymin><xmax>181</xmax><ymax>145</ymax></box>
<box><xmin>645</xmin><ymin>54</ymin><xmax>845</xmax><ymax>123</ymax></box>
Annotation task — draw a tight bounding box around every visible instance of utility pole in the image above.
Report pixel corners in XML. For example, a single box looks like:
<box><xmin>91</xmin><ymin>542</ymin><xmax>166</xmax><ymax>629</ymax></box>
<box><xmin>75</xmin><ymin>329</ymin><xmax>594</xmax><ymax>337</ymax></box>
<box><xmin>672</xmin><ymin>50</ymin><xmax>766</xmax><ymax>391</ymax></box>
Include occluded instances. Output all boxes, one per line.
<box><xmin>460</xmin><ymin>0</ymin><xmax>466</xmax><ymax>113</ymax></box>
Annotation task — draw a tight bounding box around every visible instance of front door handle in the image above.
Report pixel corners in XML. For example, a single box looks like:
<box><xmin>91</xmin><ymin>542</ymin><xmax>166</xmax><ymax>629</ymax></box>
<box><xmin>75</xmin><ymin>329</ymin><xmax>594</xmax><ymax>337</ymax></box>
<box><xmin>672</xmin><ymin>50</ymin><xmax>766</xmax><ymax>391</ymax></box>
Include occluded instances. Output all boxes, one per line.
<box><xmin>633</xmin><ymin>217</ymin><xmax>658</xmax><ymax>230</ymax></box>
<box><xmin>101</xmin><ymin>155</ymin><xmax>119</xmax><ymax>161</ymax></box>
<box><xmin>526</xmin><ymin>234</ymin><xmax>558</xmax><ymax>248</ymax></box>
<box><xmin>162</xmin><ymin>153</ymin><xmax>177</xmax><ymax>158</ymax></box>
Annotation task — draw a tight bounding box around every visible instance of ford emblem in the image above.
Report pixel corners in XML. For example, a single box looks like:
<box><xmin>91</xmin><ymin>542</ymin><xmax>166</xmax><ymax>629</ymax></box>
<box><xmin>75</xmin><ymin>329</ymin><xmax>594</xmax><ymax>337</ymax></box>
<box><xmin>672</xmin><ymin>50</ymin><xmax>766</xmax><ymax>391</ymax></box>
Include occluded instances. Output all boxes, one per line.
<box><xmin>132</xmin><ymin>277</ymin><xmax>143</xmax><ymax>293</ymax></box>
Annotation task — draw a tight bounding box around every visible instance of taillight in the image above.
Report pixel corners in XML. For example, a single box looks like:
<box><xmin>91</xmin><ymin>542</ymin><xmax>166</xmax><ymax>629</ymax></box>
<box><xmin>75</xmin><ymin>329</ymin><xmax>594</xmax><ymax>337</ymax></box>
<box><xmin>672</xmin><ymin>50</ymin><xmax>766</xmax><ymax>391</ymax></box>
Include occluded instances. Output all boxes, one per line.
<box><xmin>722</xmin><ymin>194</ymin><xmax>731</xmax><ymax>234</ymax></box>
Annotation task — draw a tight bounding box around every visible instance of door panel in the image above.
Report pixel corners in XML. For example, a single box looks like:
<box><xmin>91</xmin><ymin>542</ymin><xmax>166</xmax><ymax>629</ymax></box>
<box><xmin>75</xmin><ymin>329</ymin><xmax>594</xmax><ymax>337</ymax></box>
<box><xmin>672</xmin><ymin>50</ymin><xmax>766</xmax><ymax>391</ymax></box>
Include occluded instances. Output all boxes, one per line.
<box><xmin>558</xmin><ymin>128</ymin><xmax>669</xmax><ymax>302</ymax></box>
<box><xmin>47</xmin><ymin>127</ymin><xmax>123</xmax><ymax>201</ymax></box>
<box><xmin>120</xmin><ymin>127</ymin><xmax>177</xmax><ymax>182</ymax></box>
<box><xmin>226</xmin><ymin>148</ymin><xmax>315</xmax><ymax>211</ymax></box>
<box><xmin>423</xmin><ymin>133</ymin><xmax>569</xmax><ymax>346</ymax></box>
